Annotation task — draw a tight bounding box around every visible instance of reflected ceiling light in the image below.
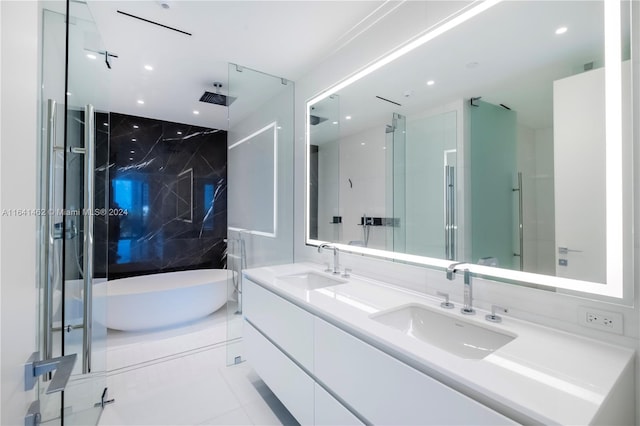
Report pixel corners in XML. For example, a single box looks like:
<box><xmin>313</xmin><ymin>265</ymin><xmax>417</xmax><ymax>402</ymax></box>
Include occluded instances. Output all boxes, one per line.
<box><xmin>361</xmin><ymin>142</ymin><xmax>366</xmax><ymax>146</ymax></box>
<box><xmin>332</xmin><ymin>121</ymin><xmax>338</xmax><ymax>125</ymax></box>
<box><xmin>130</xmin><ymin>150</ymin><xmax>135</xmax><ymax>153</ymax></box>
<box><xmin>555</xmin><ymin>26</ymin><xmax>568</xmax><ymax>35</ymax></box>
<box><xmin>129</xmin><ymin>157</ymin><xmax>134</xmax><ymax>161</ymax></box>
<box><xmin>133</xmin><ymin>125</ymin><xmax>139</xmax><ymax>129</ymax></box>
<box><xmin>66</xmin><ymin>92</ymin><xmax>72</xmax><ymax>96</ymax></box>
<box><xmin>131</xmin><ymin>138</ymin><xmax>137</xmax><ymax>142</ymax></box>
<box><xmin>137</xmin><ymin>100</ymin><xmax>145</xmax><ymax>104</ymax></box>
<box><xmin>103</xmin><ymin>123</ymin><xmax>108</xmax><ymax>127</ymax></box>
<box><xmin>86</xmin><ymin>54</ymin><xmax>97</xmax><ymax>60</ymax></box>
<box><xmin>345</xmin><ymin>115</ymin><xmax>352</xmax><ymax>120</ymax></box>
<box><xmin>193</xmin><ymin>110</ymin><xmax>200</xmax><ymax>115</ymax></box>
<box><xmin>144</xmin><ymin>64</ymin><xmax>154</xmax><ymax>71</ymax></box>
<box><xmin>427</xmin><ymin>80</ymin><xmax>435</xmax><ymax>86</ymax></box>
<box><xmin>177</xmin><ymin>131</ymin><xmax>182</xmax><ymax>135</ymax></box>
<box><xmin>308</xmin><ymin>0</ymin><xmax>502</xmax><ymax>106</ymax></box>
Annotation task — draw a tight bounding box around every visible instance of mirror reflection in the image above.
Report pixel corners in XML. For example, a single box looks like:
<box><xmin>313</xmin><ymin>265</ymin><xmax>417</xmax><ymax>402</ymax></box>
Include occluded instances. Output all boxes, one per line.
<box><xmin>308</xmin><ymin>1</ymin><xmax>631</xmax><ymax>284</ymax></box>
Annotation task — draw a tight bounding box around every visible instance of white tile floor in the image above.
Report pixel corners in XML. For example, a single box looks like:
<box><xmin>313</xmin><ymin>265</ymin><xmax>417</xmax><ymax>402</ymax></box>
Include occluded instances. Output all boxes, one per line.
<box><xmin>97</xmin><ymin>308</ymin><xmax>298</xmax><ymax>426</ymax></box>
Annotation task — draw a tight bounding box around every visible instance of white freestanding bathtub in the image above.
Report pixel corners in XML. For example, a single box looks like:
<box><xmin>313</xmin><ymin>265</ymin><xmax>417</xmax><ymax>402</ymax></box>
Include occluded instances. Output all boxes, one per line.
<box><xmin>102</xmin><ymin>269</ymin><xmax>230</xmax><ymax>331</ymax></box>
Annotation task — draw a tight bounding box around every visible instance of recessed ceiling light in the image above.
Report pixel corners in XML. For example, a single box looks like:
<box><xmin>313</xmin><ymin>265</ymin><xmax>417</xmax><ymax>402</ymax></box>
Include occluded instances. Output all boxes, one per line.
<box><xmin>555</xmin><ymin>26</ymin><xmax>568</xmax><ymax>35</ymax></box>
<box><xmin>332</xmin><ymin>121</ymin><xmax>338</xmax><ymax>125</ymax></box>
<box><xmin>193</xmin><ymin>110</ymin><xmax>200</xmax><ymax>115</ymax></box>
<box><xmin>177</xmin><ymin>131</ymin><xmax>182</xmax><ymax>135</ymax></box>
<box><xmin>361</xmin><ymin>142</ymin><xmax>366</xmax><ymax>146</ymax></box>
<box><xmin>137</xmin><ymin>100</ymin><xmax>145</xmax><ymax>105</ymax></box>
<box><xmin>277</xmin><ymin>126</ymin><xmax>282</xmax><ymax>130</ymax></box>
<box><xmin>144</xmin><ymin>65</ymin><xmax>153</xmax><ymax>71</ymax></box>
<box><xmin>427</xmin><ymin>80</ymin><xmax>435</xmax><ymax>86</ymax></box>
<box><xmin>132</xmin><ymin>138</ymin><xmax>137</xmax><ymax>142</ymax></box>
<box><xmin>103</xmin><ymin>123</ymin><xmax>108</xmax><ymax>127</ymax></box>
<box><xmin>130</xmin><ymin>150</ymin><xmax>135</xmax><ymax>153</ymax></box>
<box><xmin>345</xmin><ymin>115</ymin><xmax>352</xmax><ymax>120</ymax></box>
<box><xmin>86</xmin><ymin>54</ymin><xmax>97</xmax><ymax>60</ymax></box>
<box><xmin>133</xmin><ymin>125</ymin><xmax>139</xmax><ymax>129</ymax></box>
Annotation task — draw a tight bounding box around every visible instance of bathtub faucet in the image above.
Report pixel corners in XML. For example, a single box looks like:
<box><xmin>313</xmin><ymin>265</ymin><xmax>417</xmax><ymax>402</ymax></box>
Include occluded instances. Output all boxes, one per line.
<box><xmin>318</xmin><ymin>243</ymin><xmax>340</xmax><ymax>275</ymax></box>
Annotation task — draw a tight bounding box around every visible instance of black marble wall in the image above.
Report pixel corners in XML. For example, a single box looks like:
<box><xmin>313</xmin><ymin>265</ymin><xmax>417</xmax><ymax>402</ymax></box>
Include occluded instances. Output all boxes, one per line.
<box><xmin>107</xmin><ymin>113</ymin><xmax>227</xmax><ymax>279</ymax></box>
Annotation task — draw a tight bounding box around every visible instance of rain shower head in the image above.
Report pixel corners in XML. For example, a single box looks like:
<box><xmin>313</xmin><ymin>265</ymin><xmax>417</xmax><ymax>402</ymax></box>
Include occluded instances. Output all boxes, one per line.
<box><xmin>199</xmin><ymin>82</ymin><xmax>236</xmax><ymax>106</ymax></box>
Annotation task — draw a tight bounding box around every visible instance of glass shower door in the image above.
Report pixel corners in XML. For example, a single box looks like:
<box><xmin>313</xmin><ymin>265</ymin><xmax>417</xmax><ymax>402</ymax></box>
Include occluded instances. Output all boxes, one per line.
<box><xmin>38</xmin><ymin>1</ymin><xmax>110</xmax><ymax>424</ymax></box>
<box><xmin>226</xmin><ymin>64</ymin><xmax>295</xmax><ymax>365</ymax></box>
<box><xmin>62</xmin><ymin>1</ymin><xmax>111</xmax><ymax>423</ymax></box>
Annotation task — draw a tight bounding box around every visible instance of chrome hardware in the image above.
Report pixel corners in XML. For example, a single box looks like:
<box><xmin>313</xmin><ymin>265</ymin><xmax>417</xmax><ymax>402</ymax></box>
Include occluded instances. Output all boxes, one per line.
<box><xmin>460</xmin><ymin>269</ymin><xmax>475</xmax><ymax>315</ymax></box>
<box><xmin>513</xmin><ymin>172</ymin><xmax>523</xmax><ymax>270</ymax></box>
<box><xmin>444</xmin><ymin>165</ymin><xmax>456</xmax><ymax>260</ymax></box>
<box><xmin>82</xmin><ymin>104</ymin><xmax>95</xmax><ymax>374</ymax></box>
<box><xmin>436</xmin><ymin>291</ymin><xmax>454</xmax><ymax>309</ymax></box>
<box><xmin>324</xmin><ymin>262</ymin><xmax>332</xmax><ymax>273</ymax></box>
<box><xmin>93</xmin><ymin>388</ymin><xmax>115</xmax><ymax>408</ymax></box>
<box><xmin>558</xmin><ymin>247</ymin><xmax>583</xmax><ymax>254</ymax></box>
<box><xmin>318</xmin><ymin>243</ymin><xmax>340</xmax><ymax>275</ymax></box>
<box><xmin>25</xmin><ymin>352</ymin><xmax>77</xmax><ymax>394</ymax></box>
<box><xmin>25</xmin><ymin>400</ymin><xmax>40</xmax><ymax>426</ymax></box>
<box><xmin>446</xmin><ymin>261</ymin><xmax>465</xmax><ymax>280</ymax></box>
<box><xmin>486</xmin><ymin>305</ymin><xmax>508</xmax><ymax>323</ymax></box>
<box><xmin>341</xmin><ymin>268</ymin><xmax>352</xmax><ymax>279</ymax></box>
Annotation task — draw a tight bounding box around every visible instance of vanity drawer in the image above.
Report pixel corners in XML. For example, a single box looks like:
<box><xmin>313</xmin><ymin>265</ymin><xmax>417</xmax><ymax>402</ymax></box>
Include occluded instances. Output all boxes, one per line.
<box><xmin>314</xmin><ymin>317</ymin><xmax>518</xmax><ymax>426</ymax></box>
<box><xmin>244</xmin><ymin>320</ymin><xmax>315</xmax><ymax>425</ymax></box>
<box><xmin>243</xmin><ymin>278</ymin><xmax>314</xmax><ymax>370</ymax></box>
<box><xmin>314</xmin><ymin>383</ymin><xmax>364</xmax><ymax>426</ymax></box>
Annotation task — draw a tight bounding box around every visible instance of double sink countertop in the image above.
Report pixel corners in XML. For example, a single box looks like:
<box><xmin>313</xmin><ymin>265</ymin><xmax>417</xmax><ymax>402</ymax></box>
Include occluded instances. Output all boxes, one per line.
<box><xmin>243</xmin><ymin>262</ymin><xmax>634</xmax><ymax>425</ymax></box>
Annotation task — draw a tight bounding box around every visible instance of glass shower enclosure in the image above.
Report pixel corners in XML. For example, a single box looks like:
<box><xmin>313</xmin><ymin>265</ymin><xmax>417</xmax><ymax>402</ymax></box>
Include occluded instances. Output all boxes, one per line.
<box><xmin>225</xmin><ymin>64</ymin><xmax>295</xmax><ymax>366</ymax></box>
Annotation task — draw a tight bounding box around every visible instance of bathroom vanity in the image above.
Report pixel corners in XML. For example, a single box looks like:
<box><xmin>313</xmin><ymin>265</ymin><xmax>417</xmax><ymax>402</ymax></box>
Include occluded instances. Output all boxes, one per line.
<box><xmin>242</xmin><ymin>263</ymin><xmax>634</xmax><ymax>425</ymax></box>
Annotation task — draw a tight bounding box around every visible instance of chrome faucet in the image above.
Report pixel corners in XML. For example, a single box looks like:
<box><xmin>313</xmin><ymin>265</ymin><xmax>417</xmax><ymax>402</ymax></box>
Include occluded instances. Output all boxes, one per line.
<box><xmin>460</xmin><ymin>269</ymin><xmax>475</xmax><ymax>315</ymax></box>
<box><xmin>318</xmin><ymin>243</ymin><xmax>340</xmax><ymax>275</ymax></box>
<box><xmin>446</xmin><ymin>261</ymin><xmax>465</xmax><ymax>280</ymax></box>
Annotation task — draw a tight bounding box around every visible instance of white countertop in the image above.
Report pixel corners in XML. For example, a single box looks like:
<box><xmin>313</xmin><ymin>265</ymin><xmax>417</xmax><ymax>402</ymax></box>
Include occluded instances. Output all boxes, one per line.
<box><xmin>243</xmin><ymin>262</ymin><xmax>634</xmax><ymax>425</ymax></box>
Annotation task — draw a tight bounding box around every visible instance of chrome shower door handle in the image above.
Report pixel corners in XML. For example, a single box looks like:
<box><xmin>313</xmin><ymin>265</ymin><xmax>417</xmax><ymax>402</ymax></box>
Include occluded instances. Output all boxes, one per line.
<box><xmin>82</xmin><ymin>104</ymin><xmax>95</xmax><ymax>374</ymax></box>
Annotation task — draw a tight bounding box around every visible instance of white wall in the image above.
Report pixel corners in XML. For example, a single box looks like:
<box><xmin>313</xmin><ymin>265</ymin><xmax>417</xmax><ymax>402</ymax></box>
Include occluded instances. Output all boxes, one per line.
<box><xmin>338</xmin><ymin>125</ymin><xmax>387</xmax><ymax>249</ymax></box>
<box><xmin>0</xmin><ymin>1</ymin><xmax>40</xmax><ymax>424</ymax></box>
<box><xmin>293</xmin><ymin>1</ymin><xmax>640</xmax><ymax>422</ymax></box>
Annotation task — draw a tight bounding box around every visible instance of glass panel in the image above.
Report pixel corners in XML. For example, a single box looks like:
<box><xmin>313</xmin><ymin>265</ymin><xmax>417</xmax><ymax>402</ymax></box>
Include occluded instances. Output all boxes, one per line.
<box><xmin>470</xmin><ymin>100</ymin><xmax>517</xmax><ymax>270</ymax></box>
<box><xmin>226</xmin><ymin>64</ymin><xmax>294</xmax><ymax>365</ymax></box>
<box><xmin>38</xmin><ymin>5</ymin><xmax>67</xmax><ymax>423</ymax></box>
<box><xmin>61</xmin><ymin>1</ymin><xmax>111</xmax><ymax>424</ymax></box>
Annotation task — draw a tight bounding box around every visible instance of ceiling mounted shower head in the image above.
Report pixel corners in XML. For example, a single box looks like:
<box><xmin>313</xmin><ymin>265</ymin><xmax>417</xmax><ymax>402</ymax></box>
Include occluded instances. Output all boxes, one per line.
<box><xmin>199</xmin><ymin>82</ymin><xmax>236</xmax><ymax>106</ymax></box>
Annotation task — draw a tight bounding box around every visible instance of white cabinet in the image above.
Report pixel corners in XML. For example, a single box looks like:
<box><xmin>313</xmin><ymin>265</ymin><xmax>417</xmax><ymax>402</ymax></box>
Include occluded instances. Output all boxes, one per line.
<box><xmin>243</xmin><ymin>278</ymin><xmax>314</xmax><ymax>370</ymax></box>
<box><xmin>314</xmin><ymin>384</ymin><xmax>363</xmax><ymax>426</ymax></box>
<box><xmin>314</xmin><ymin>317</ymin><xmax>517</xmax><ymax>426</ymax></box>
<box><xmin>243</xmin><ymin>277</ymin><xmax>517</xmax><ymax>425</ymax></box>
<box><xmin>244</xmin><ymin>321</ymin><xmax>315</xmax><ymax>425</ymax></box>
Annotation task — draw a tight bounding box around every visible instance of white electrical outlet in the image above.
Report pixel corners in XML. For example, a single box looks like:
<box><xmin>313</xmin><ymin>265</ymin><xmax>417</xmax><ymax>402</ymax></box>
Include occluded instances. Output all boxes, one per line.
<box><xmin>578</xmin><ymin>306</ymin><xmax>624</xmax><ymax>334</ymax></box>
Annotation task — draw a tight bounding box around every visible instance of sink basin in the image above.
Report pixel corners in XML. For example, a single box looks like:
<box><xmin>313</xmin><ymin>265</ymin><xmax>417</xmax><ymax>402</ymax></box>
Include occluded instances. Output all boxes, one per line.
<box><xmin>277</xmin><ymin>271</ymin><xmax>347</xmax><ymax>290</ymax></box>
<box><xmin>370</xmin><ymin>304</ymin><xmax>516</xmax><ymax>359</ymax></box>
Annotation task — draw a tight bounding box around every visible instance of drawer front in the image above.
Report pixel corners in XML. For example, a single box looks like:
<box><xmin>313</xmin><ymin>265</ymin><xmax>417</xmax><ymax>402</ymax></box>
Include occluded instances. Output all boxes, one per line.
<box><xmin>244</xmin><ymin>320</ymin><xmax>314</xmax><ymax>425</ymax></box>
<box><xmin>314</xmin><ymin>317</ymin><xmax>518</xmax><ymax>426</ymax></box>
<box><xmin>314</xmin><ymin>383</ymin><xmax>364</xmax><ymax>426</ymax></box>
<box><xmin>243</xmin><ymin>278</ymin><xmax>314</xmax><ymax>369</ymax></box>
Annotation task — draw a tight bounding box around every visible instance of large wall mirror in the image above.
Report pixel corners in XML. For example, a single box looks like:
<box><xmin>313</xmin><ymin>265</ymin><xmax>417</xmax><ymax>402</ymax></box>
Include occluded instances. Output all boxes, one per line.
<box><xmin>306</xmin><ymin>0</ymin><xmax>633</xmax><ymax>299</ymax></box>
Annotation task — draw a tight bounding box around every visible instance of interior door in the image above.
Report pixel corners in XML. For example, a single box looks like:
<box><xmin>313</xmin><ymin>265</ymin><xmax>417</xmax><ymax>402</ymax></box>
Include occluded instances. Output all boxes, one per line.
<box><xmin>38</xmin><ymin>1</ymin><xmax>111</xmax><ymax>424</ymax></box>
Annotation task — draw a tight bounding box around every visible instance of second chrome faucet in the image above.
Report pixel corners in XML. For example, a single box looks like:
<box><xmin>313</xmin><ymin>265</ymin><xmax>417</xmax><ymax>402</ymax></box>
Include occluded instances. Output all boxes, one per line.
<box><xmin>445</xmin><ymin>262</ymin><xmax>475</xmax><ymax>315</ymax></box>
<box><xmin>318</xmin><ymin>243</ymin><xmax>340</xmax><ymax>275</ymax></box>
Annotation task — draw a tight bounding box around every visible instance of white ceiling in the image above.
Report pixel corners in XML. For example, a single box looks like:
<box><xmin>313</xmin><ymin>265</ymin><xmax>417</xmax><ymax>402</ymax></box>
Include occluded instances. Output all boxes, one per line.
<box><xmin>82</xmin><ymin>0</ymin><xmax>386</xmax><ymax>130</ymax></box>
<box><xmin>310</xmin><ymin>1</ymin><xmax>628</xmax><ymax>145</ymax></box>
